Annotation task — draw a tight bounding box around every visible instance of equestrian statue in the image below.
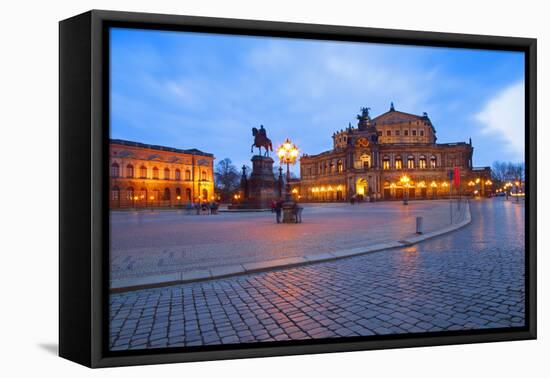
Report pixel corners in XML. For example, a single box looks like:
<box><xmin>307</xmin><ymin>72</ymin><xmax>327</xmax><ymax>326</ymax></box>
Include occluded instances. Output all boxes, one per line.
<box><xmin>251</xmin><ymin>125</ymin><xmax>273</xmax><ymax>157</ymax></box>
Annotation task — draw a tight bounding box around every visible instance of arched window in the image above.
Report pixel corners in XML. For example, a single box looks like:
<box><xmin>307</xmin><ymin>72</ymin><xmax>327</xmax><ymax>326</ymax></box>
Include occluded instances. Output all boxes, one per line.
<box><xmin>163</xmin><ymin>188</ymin><xmax>171</xmax><ymax>201</ymax></box>
<box><xmin>407</xmin><ymin>156</ymin><xmax>415</xmax><ymax>169</ymax></box>
<box><xmin>139</xmin><ymin>188</ymin><xmax>147</xmax><ymax>202</ymax></box>
<box><xmin>140</xmin><ymin>166</ymin><xmax>147</xmax><ymax>178</ymax></box>
<box><xmin>164</xmin><ymin>168</ymin><xmax>170</xmax><ymax>180</ymax></box>
<box><xmin>201</xmin><ymin>170</ymin><xmax>207</xmax><ymax>181</ymax></box>
<box><xmin>175</xmin><ymin>188</ymin><xmax>182</xmax><ymax>201</ymax></box>
<box><xmin>111</xmin><ymin>163</ymin><xmax>120</xmax><ymax>177</ymax></box>
<box><xmin>419</xmin><ymin>156</ymin><xmax>427</xmax><ymax>169</ymax></box>
<box><xmin>152</xmin><ymin>167</ymin><xmax>159</xmax><ymax>179</ymax></box>
<box><xmin>202</xmin><ymin>188</ymin><xmax>208</xmax><ymax>201</ymax></box>
<box><xmin>185</xmin><ymin>188</ymin><xmax>192</xmax><ymax>202</ymax></box>
<box><xmin>430</xmin><ymin>155</ymin><xmax>437</xmax><ymax>168</ymax></box>
<box><xmin>337</xmin><ymin>160</ymin><xmax>343</xmax><ymax>173</ymax></box>
<box><xmin>185</xmin><ymin>169</ymin><xmax>191</xmax><ymax>181</ymax></box>
<box><xmin>126</xmin><ymin>164</ymin><xmax>134</xmax><ymax>178</ymax></box>
<box><xmin>126</xmin><ymin>187</ymin><xmax>134</xmax><ymax>202</ymax></box>
<box><xmin>383</xmin><ymin>156</ymin><xmax>390</xmax><ymax>170</ymax></box>
<box><xmin>175</xmin><ymin>169</ymin><xmax>181</xmax><ymax>181</ymax></box>
<box><xmin>395</xmin><ymin>156</ymin><xmax>403</xmax><ymax>170</ymax></box>
<box><xmin>111</xmin><ymin>186</ymin><xmax>120</xmax><ymax>201</ymax></box>
<box><xmin>330</xmin><ymin>162</ymin><xmax>335</xmax><ymax>173</ymax></box>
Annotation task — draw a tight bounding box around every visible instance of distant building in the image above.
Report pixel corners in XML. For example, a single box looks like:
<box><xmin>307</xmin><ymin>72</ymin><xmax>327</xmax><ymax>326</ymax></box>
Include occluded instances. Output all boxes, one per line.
<box><xmin>296</xmin><ymin>104</ymin><xmax>492</xmax><ymax>201</ymax></box>
<box><xmin>109</xmin><ymin>139</ymin><xmax>215</xmax><ymax>208</ymax></box>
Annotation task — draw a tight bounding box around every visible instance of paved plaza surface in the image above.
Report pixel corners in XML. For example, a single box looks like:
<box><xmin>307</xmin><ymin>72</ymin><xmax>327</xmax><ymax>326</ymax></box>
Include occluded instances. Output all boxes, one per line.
<box><xmin>111</xmin><ymin>200</ymin><xmax>464</xmax><ymax>281</ymax></box>
<box><xmin>109</xmin><ymin>198</ymin><xmax>525</xmax><ymax>350</ymax></box>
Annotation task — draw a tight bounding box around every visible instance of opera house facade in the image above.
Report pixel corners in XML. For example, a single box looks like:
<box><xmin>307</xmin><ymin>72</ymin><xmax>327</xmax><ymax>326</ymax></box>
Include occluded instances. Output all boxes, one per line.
<box><xmin>297</xmin><ymin>104</ymin><xmax>492</xmax><ymax>202</ymax></box>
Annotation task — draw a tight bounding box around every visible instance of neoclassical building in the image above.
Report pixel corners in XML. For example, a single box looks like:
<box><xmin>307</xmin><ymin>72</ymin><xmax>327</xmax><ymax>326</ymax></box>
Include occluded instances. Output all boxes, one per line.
<box><xmin>109</xmin><ymin>139</ymin><xmax>215</xmax><ymax>208</ymax></box>
<box><xmin>297</xmin><ymin>104</ymin><xmax>492</xmax><ymax>201</ymax></box>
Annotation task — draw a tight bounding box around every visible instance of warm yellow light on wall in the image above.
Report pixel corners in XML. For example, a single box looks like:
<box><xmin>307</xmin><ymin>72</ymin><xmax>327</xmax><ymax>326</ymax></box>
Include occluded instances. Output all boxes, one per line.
<box><xmin>291</xmin><ymin>188</ymin><xmax>298</xmax><ymax>194</ymax></box>
<box><xmin>430</xmin><ymin>181</ymin><xmax>437</xmax><ymax>188</ymax></box>
<box><xmin>150</xmin><ymin>196</ymin><xmax>154</xmax><ymax>200</ymax></box>
<box><xmin>475</xmin><ymin>178</ymin><xmax>480</xmax><ymax>184</ymax></box>
<box><xmin>177</xmin><ymin>195</ymin><xmax>181</xmax><ymax>200</ymax></box>
<box><xmin>485</xmin><ymin>180</ymin><xmax>492</xmax><ymax>185</ymax></box>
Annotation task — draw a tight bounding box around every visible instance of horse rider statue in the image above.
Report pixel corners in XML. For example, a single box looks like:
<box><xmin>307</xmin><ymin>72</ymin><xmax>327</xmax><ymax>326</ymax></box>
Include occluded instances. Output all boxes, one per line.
<box><xmin>251</xmin><ymin>124</ymin><xmax>273</xmax><ymax>156</ymax></box>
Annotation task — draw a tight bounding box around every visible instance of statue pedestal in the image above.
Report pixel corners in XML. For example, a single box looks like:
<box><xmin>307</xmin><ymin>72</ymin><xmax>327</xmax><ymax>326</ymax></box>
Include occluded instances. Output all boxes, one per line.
<box><xmin>229</xmin><ymin>155</ymin><xmax>277</xmax><ymax>210</ymax></box>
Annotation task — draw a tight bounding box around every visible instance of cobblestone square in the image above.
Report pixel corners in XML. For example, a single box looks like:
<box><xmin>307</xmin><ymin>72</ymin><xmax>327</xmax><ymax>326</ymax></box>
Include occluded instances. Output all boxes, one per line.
<box><xmin>109</xmin><ymin>199</ymin><xmax>525</xmax><ymax>351</ymax></box>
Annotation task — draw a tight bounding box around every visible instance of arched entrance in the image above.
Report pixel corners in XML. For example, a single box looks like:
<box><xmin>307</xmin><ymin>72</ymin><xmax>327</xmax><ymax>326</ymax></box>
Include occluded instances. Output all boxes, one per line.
<box><xmin>356</xmin><ymin>178</ymin><xmax>368</xmax><ymax>200</ymax></box>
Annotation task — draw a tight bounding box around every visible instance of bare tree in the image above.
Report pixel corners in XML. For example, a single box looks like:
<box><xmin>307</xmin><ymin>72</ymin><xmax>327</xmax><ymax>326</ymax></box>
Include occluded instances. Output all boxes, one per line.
<box><xmin>214</xmin><ymin>158</ymin><xmax>240</xmax><ymax>201</ymax></box>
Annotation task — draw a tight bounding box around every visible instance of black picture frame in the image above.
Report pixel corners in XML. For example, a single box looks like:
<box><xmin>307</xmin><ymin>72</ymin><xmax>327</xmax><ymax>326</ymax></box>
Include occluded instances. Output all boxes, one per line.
<box><xmin>59</xmin><ymin>9</ymin><xmax>537</xmax><ymax>368</ymax></box>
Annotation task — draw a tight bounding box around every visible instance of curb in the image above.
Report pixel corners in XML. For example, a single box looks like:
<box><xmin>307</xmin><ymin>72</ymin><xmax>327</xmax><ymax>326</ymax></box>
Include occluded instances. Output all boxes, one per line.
<box><xmin>111</xmin><ymin>201</ymin><xmax>471</xmax><ymax>293</ymax></box>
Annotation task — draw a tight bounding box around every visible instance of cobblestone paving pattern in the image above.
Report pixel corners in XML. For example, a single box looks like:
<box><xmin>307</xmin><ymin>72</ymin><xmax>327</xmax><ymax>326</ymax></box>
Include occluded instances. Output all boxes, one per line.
<box><xmin>109</xmin><ymin>199</ymin><xmax>525</xmax><ymax>350</ymax></box>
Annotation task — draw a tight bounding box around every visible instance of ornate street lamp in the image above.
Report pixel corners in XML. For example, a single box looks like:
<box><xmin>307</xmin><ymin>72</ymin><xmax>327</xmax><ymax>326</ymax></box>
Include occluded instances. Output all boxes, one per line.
<box><xmin>400</xmin><ymin>175</ymin><xmax>410</xmax><ymax>205</ymax></box>
<box><xmin>277</xmin><ymin>138</ymin><xmax>299</xmax><ymax>202</ymax></box>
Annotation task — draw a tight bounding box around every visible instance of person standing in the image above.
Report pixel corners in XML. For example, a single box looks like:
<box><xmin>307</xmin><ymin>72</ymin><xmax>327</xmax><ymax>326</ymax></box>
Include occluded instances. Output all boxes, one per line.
<box><xmin>275</xmin><ymin>200</ymin><xmax>283</xmax><ymax>223</ymax></box>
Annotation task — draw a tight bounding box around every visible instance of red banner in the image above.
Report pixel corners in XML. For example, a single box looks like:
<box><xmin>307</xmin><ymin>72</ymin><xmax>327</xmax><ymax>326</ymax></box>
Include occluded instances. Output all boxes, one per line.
<box><xmin>453</xmin><ymin>167</ymin><xmax>460</xmax><ymax>187</ymax></box>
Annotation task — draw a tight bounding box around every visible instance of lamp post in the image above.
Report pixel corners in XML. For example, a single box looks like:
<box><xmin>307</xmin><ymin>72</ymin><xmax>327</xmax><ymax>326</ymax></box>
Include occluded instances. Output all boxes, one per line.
<box><xmin>400</xmin><ymin>175</ymin><xmax>410</xmax><ymax>205</ymax></box>
<box><xmin>277</xmin><ymin>138</ymin><xmax>299</xmax><ymax>202</ymax></box>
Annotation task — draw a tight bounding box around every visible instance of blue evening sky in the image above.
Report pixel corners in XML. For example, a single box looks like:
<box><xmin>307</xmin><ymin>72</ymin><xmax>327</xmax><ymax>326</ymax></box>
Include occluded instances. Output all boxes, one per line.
<box><xmin>110</xmin><ymin>27</ymin><xmax>525</xmax><ymax>175</ymax></box>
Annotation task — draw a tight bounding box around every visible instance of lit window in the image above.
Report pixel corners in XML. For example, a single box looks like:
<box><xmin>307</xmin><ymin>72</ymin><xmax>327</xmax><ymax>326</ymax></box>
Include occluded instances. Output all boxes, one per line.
<box><xmin>430</xmin><ymin>156</ymin><xmax>437</xmax><ymax>168</ymax></box>
<box><xmin>407</xmin><ymin>157</ymin><xmax>415</xmax><ymax>169</ymax></box>
<box><xmin>126</xmin><ymin>187</ymin><xmax>134</xmax><ymax>201</ymax></box>
<box><xmin>395</xmin><ymin>158</ymin><xmax>403</xmax><ymax>170</ymax></box>
<box><xmin>419</xmin><ymin>156</ymin><xmax>427</xmax><ymax>169</ymax></box>
<box><xmin>383</xmin><ymin>158</ymin><xmax>390</xmax><ymax>170</ymax></box>
<box><xmin>185</xmin><ymin>169</ymin><xmax>191</xmax><ymax>180</ymax></box>
<box><xmin>338</xmin><ymin>161</ymin><xmax>343</xmax><ymax>173</ymax></box>
<box><xmin>111</xmin><ymin>163</ymin><xmax>119</xmax><ymax>178</ymax></box>
<box><xmin>175</xmin><ymin>169</ymin><xmax>181</xmax><ymax>180</ymax></box>
<box><xmin>201</xmin><ymin>170</ymin><xmax>207</xmax><ymax>181</ymax></box>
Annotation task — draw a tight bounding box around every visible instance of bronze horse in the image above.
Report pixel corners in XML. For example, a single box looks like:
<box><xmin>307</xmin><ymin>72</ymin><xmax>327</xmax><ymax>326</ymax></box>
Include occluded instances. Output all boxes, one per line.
<box><xmin>251</xmin><ymin>125</ymin><xmax>273</xmax><ymax>156</ymax></box>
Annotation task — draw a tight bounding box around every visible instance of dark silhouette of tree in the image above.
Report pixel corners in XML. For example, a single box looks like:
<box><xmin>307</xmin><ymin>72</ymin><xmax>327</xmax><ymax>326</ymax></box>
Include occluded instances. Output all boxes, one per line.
<box><xmin>214</xmin><ymin>158</ymin><xmax>240</xmax><ymax>201</ymax></box>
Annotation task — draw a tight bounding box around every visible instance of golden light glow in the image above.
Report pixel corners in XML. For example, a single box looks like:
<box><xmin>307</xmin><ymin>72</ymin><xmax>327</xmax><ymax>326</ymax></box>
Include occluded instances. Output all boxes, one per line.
<box><xmin>150</xmin><ymin>196</ymin><xmax>154</xmax><ymax>200</ymax></box>
<box><xmin>418</xmin><ymin>181</ymin><xmax>426</xmax><ymax>188</ymax></box>
<box><xmin>276</xmin><ymin>138</ymin><xmax>299</xmax><ymax>165</ymax></box>
<box><xmin>442</xmin><ymin>182</ymin><xmax>448</xmax><ymax>187</ymax></box>
<box><xmin>485</xmin><ymin>180</ymin><xmax>492</xmax><ymax>185</ymax></box>
<box><xmin>515</xmin><ymin>181</ymin><xmax>520</xmax><ymax>186</ymax></box>
<box><xmin>468</xmin><ymin>181</ymin><xmax>475</xmax><ymax>186</ymax></box>
<box><xmin>291</xmin><ymin>188</ymin><xmax>298</xmax><ymax>194</ymax></box>
<box><xmin>400</xmin><ymin>175</ymin><xmax>410</xmax><ymax>187</ymax></box>
<box><xmin>475</xmin><ymin>178</ymin><xmax>480</xmax><ymax>184</ymax></box>
<box><xmin>177</xmin><ymin>195</ymin><xmax>181</xmax><ymax>200</ymax></box>
<box><xmin>430</xmin><ymin>181</ymin><xmax>437</xmax><ymax>188</ymax></box>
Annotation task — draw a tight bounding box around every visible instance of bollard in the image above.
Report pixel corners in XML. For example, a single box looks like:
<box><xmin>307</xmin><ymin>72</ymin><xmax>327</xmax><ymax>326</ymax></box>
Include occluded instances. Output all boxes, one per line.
<box><xmin>416</xmin><ymin>216</ymin><xmax>423</xmax><ymax>234</ymax></box>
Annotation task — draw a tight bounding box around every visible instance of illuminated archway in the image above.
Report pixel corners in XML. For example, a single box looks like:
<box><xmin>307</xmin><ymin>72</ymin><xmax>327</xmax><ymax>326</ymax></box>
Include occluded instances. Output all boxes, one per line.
<box><xmin>356</xmin><ymin>178</ymin><xmax>368</xmax><ymax>197</ymax></box>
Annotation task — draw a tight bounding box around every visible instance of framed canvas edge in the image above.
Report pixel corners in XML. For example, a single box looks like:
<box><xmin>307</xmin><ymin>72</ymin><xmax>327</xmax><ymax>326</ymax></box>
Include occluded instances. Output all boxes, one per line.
<box><xmin>64</xmin><ymin>9</ymin><xmax>537</xmax><ymax>368</ymax></box>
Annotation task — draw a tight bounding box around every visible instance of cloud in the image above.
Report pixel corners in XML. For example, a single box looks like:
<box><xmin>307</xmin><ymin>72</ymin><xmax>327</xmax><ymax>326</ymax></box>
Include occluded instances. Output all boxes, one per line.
<box><xmin>475</xmin><ymin>81</ymin><xmax>525</xmax><ymax>160</ymax></box>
